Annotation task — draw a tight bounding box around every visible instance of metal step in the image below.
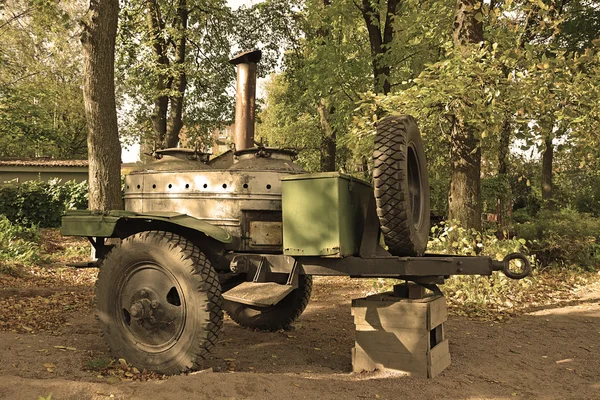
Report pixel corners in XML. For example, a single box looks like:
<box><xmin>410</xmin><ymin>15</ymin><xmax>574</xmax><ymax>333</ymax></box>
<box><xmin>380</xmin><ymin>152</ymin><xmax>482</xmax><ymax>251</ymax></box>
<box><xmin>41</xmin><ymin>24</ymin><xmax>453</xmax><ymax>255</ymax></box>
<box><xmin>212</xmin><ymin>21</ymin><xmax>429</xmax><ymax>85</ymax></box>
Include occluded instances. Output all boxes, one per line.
<box><xmin>222</xmin><ymin>282</ymin><xmax>294</xmax><ymax>307</ymax></box>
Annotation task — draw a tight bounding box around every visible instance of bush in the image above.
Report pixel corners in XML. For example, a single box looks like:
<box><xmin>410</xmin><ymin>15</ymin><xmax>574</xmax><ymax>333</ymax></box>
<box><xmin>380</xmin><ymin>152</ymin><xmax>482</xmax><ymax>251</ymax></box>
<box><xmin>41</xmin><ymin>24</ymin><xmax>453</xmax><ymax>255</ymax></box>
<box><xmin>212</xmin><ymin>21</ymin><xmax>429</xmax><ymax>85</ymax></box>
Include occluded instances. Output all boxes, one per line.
<box><xmin>515</xmin><ymin>209</ymin><xmax>600</xmax><ymax>270</ymax></box>
<box><xmin>428</xmin><ymin>221</ymin><xmax>527</xmax><ymax>259</ymax></box>
<box><xmin>0</xmin><ymin>179</ymin><xmax>88</xmax><ymax>228</ymax></box>
<box><xmin>0</xmin><ymin>215</ymin><xmax>42</xmax><ymax>274</ymax></box>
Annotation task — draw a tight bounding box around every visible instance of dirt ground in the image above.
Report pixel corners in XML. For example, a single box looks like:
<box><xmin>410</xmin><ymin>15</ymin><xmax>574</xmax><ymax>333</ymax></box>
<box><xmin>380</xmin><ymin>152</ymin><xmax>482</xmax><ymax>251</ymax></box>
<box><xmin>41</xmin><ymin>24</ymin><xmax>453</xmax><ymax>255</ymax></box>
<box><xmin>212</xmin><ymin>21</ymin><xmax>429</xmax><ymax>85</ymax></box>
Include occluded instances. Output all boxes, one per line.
<box><xmin>0</xmin><ymin>272</ymin><xmax>599</xmax><ymax>400</ymax></box>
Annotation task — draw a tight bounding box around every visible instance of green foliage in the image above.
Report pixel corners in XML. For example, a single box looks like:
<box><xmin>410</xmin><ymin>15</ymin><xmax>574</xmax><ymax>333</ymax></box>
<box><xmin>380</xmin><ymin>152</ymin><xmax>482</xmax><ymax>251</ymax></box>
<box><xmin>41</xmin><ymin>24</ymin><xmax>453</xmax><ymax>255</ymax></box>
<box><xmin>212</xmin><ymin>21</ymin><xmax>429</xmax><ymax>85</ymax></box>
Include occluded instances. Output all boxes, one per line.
<box><xmin>0</xmin><ymin>215</ymin><xmax>42</xmax><ymax>274</ymax></box>
<box><xmin>481</xmin><ymin>175</ymin><xmax>511</xmax><ymax>214</ymax></box>
<box><xmin>428</xmin><ymin>220</ymin><xmax>527</xmax><ymax>259</ymax></box>
<box><xmin>0</xmin><ymin>180</ymin><xmax>88</xmax><ymax>228</ymax></box>
<box><xmin>116</xmin><ymin>0</ymin><xmax>236</xmax><ymax>147</ymax></box>
<box><xmin>515</xmin><ymin>209</ymin><xmax>600</xmax><ymax>270</ymax></box>
<box><xmin>0</xmin><ymin>0</ymin><xmax>87</xmax><ymax>158</ymax></box>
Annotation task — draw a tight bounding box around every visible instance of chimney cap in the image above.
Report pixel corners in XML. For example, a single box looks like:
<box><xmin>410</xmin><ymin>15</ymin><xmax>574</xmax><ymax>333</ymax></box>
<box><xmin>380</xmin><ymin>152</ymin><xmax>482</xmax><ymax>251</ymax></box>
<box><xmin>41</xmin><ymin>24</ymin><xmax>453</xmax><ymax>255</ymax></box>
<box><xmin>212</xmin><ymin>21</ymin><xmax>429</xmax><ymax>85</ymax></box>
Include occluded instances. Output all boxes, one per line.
<box><xmin>229</xmin><ymin>49</ymin><xmax>262</xmax><ymax>66</ymax></box>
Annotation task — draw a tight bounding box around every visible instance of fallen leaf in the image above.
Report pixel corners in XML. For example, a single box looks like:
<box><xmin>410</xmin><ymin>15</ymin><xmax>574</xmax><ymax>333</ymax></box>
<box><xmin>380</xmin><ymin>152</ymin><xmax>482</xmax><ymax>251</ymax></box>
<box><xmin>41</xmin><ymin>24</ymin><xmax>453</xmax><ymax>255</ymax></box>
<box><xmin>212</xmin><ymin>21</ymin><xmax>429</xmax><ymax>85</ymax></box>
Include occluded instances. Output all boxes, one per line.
<box><xmin>43</xmin><ymin>363</ymin><xmax>56</xmax><ymax>368</ymax></box>
<box><xmin>555</xmin><ymin>358</ymin><xmax>574</xmax><ymax>364</ymax></box>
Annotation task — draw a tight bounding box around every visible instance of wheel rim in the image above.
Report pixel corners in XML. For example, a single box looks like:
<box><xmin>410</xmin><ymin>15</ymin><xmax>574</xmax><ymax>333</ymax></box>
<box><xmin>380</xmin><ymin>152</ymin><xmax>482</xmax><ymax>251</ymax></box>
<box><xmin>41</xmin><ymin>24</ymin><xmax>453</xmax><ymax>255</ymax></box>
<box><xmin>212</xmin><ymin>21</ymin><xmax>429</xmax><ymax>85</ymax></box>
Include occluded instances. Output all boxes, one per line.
<box><xmin>407</xmin><ymin>144</ymin><xmax>424</xmax><ymax>230</ymax></box>
<box><xmin>116</xmin><ymin>262</ymin><xmax>187</xmax><ymax>353</ymax></box>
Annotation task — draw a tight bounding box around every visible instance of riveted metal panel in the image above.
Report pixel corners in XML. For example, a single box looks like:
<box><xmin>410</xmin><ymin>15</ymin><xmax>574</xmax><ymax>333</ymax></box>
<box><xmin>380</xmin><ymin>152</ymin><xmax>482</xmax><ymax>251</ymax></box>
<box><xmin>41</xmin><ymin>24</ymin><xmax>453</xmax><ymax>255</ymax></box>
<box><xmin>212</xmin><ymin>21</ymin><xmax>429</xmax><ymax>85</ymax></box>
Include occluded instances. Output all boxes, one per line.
<box><xmin>124</xmin><ymin>170</ymin><xmax>290</xmax><ymax>251</ymax></box>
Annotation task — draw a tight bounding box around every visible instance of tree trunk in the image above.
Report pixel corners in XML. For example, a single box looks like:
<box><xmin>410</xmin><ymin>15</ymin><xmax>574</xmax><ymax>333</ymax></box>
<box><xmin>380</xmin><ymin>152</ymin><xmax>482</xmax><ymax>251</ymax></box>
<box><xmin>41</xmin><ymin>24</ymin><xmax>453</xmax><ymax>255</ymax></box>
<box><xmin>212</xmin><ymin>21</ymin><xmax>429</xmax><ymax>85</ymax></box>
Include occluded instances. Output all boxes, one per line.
<box><xmin>317</xmin><ymin>99</ymin><xmax>336</xmax><ymax>172</ymax></box>
<box><xmin>360</xmin><ymin>0</ymin><xmax>399</xmax><ymax>95</ymax></box>
<box><xmin>448</xmin><ymin>118</ymin><xmax>481</xmax><ymax>229</ymax></box>
<box><xmin>447</xmin><ymin>0</ymin><xmax>483</xmax><ymax>230</ymax></box>
<box><xmin>541</xmin><ymin>135</ymin><xmax>554</xmax><ymax>207</ymax></box>
<box><xmin>146</xmin><ymin>0</ymin><xmax>169</xmax><ymax>145</ymax></box>
<box><xmin>498</xmin><ymin>118</ymin><xmax>511</xmax><ymax>175</ymax></box>
<box><xmin>497</xmin><ymin>117</ymin><xmax>511</xmax><ymax>228</ymax></box>
<box><xmin>452</xmin><ymin>0</ymin><xmax>484</xmax><ymax>48</ymax></box>
<box><xmin>313</xmin><ymin>0</ymin><xmax>336</xmax><ymax>172</ymax></box>
<box><xmin>81</xmin><ymin>0</ymin><xmax>122</xmax><ymax>211</ymax></box>
<box><xmin>165</xmin><ymin>0</ymin><xmax>188</xmax><ymax>148</ymax></box>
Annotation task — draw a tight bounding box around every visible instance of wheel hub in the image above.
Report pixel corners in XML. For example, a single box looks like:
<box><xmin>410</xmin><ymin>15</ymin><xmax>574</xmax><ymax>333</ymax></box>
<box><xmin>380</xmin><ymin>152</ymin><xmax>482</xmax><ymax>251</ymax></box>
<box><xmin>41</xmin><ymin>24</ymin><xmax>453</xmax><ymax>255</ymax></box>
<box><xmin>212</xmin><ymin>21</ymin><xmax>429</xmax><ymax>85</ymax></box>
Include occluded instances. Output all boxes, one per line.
<box><xmin>118</xmin><ymin>264</ymin><xmax>187</xmax><ymax>351</ymax></box>
<box><xmin>129</xmin><ymin>292</ymin><xmax>162</xmax><ymax>324</ymax></box>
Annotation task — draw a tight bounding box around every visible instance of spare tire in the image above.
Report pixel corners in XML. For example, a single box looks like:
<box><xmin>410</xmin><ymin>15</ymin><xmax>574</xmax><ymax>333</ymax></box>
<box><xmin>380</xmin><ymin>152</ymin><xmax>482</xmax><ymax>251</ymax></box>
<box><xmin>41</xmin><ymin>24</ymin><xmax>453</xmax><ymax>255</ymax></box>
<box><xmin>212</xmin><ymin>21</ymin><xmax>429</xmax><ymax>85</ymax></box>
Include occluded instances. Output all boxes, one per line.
<box><xmin>373</xmin><ymin>115</ymin><xmax>430</xmax><ymax>256</ymax></box>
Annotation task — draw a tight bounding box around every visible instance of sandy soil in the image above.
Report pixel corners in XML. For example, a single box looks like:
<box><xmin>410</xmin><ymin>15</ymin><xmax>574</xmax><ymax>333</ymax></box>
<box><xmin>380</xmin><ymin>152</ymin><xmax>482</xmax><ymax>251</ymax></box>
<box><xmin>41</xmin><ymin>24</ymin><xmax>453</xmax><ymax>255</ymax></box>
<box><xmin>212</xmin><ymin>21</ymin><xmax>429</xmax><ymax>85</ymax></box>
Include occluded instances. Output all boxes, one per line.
<box><xmin>0</xmin><ymin>276</ymin><xmax>599</xmax><ymax>400</ymax></box>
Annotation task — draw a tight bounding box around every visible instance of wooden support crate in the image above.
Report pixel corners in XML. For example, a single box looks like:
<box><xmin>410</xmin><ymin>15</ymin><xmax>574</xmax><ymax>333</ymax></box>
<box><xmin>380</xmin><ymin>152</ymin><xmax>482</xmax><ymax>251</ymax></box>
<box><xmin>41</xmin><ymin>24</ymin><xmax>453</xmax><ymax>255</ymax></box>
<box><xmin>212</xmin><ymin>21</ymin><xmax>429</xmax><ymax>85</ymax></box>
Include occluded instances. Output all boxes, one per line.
<box><xmin>351</xmin><ymin>292</ymin><xmax>451</xmax><ymax>378</ymax></box>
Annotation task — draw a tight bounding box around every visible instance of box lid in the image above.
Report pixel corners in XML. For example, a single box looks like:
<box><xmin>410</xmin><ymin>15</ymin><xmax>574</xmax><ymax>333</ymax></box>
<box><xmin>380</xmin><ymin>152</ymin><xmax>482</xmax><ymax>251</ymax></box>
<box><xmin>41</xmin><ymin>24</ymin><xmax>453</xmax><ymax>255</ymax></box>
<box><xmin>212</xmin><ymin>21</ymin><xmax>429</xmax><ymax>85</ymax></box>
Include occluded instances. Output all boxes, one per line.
<box><xmin>281</xmin><ymin>172</ymin><xmax>371</xmax><ymax>187</ymax></box>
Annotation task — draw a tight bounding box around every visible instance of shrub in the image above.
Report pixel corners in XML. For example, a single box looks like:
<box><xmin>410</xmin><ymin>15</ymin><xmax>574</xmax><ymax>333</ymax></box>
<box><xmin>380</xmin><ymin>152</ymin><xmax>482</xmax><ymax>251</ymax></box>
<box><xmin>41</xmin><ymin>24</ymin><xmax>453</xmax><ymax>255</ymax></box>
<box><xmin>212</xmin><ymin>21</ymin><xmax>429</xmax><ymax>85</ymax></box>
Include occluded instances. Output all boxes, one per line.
<box><xmin>515</xmin><ymin>209</ymin><xmax>600</xmax><ymax>270</ymax></box>
<box><xmin>0</xmin><ymin>179</ymin><xmax>88</xmax><ymax>228</ymax></box>
<box><xmin>428</xmin><ymin>221</ymin><xmax>527</xmax><ymax>259</ymax></box>
<box><xmin>0</xmin><ymin>215</ymin><xmax>42</xmax><ymax>274</ymax></box>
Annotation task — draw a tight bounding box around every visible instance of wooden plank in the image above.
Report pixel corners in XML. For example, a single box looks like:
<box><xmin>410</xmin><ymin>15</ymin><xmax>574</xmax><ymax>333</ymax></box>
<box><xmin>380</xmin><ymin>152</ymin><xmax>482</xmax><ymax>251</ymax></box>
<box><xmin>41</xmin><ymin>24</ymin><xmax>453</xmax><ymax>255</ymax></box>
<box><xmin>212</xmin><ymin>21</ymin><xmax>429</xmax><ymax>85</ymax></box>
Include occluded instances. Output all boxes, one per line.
<box><xmin>428</xmin><ymin>353</ymin><xmax>451</xmax><ymax>378</ymax></box>
<box><xmin>428</xmin><ymin>339</ymin><xmax>449</xmax><ymax>364</ymax></box>
<box><xmin>428</xmin><ymin>308</ymin><xmax>448</xmax><ymax>330</ymax></box>
<box><xmin>352</xmin><ymin>293</ymin><xmax>443</xmax><ymax>308</ymax></box>
<box><xmin>352</xmin><ymin>294</ymin><xmax>445</xmax><ymax>330</ymax></box>
<box><xmin>352</xmin><ymin>308</ymin><xmax>426</xmax><ymax>330</ymax></box>
<box><xmin>354</xmin><ymin>329</ymin><xmax>429</xmax><ymax>354</ymax></box>
<box><xmin>352</xmin><ymin>342</ymin><xmax>428</xmax><ymax>377</ymax></box>
<box><xmin>352</xmin><ymin>346</ymin><xmax>378</xmax><ymax>372</ymax></box>
<box><xmin>407</xmin><ymin>283</ymin><xmax>426</xmax><ymax>299</ymax></box>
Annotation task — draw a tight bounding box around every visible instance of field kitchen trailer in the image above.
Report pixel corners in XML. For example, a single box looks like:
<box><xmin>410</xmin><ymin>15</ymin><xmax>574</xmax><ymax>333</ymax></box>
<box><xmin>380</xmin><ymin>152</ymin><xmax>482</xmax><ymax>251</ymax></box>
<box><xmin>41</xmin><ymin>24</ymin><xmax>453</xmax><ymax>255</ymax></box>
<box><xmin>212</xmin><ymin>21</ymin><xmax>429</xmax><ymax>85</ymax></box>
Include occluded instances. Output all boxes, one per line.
<box><xmin>61</xmin><ymin>49</ymin><xmax>530</xmax><ymax>375</ymax></box>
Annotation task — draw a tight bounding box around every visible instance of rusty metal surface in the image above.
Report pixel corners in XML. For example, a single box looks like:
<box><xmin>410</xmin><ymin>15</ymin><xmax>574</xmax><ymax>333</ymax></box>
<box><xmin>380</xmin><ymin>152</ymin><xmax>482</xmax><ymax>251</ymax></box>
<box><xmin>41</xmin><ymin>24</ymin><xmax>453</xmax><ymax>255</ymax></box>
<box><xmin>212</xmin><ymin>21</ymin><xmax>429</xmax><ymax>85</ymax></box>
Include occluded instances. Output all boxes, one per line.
<box><xmin>132</xmin><ymin>149</ymin><xmax>212</xmax><ymax>172</ymax></box>
<box><xmin>221</xmin><ymin>281</ymin><xmax>293</xmax><ymax>307</ymax></box>
<box><xmin>230</xmin><ymin>49</ymin><xmax>262</xmax><ymax>151</ymax></box>
<box><xmin>249</xmin><ymin>221</ymin><xmax>283</xmax><ymax>246</ymax></box>
<box><xmin>124</xmin><ymin>169</ymin><xmax>289</xmax><ymax>251</ymax></box>
<box><xmin>230</xmin><ymin>147</ymin><xmax>302</xmax><ymax>172</ymax></box>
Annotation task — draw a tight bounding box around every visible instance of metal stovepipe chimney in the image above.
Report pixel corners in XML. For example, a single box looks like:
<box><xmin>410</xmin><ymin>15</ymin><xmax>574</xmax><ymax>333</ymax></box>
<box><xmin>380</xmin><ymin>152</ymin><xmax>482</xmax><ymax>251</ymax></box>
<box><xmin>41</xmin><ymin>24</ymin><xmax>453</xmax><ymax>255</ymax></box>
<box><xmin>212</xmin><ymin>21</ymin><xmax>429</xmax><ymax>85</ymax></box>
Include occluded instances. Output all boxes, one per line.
<box><xmin>230</xmin><ymin>49</ymin><xmax>262</xmax><ymax>151</ymax></box>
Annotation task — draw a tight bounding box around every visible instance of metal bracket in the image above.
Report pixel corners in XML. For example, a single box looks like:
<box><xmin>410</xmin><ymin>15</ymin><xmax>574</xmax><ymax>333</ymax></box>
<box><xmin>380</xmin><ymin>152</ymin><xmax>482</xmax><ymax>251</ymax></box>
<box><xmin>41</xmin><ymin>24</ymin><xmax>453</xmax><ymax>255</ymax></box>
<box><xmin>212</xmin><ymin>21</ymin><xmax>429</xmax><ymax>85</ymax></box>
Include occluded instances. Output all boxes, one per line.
<box><xmin>359</xmin><ymin>195</ymin><xmax>391</xmax><ymax>258</ymax></box>
<box><xmin>252</xmin><ymin>257</ymin><xmax>267</xmax><ymax>283</ymax></box>
<box><xmin>286</xmin><ymin>259</ymin><xmax>299</xmax><ymax>288</ymax></box>
<box><xmin>87</xmin><ymin>236</ymin><xmax>113</xmax><ymax>259</ymax></box>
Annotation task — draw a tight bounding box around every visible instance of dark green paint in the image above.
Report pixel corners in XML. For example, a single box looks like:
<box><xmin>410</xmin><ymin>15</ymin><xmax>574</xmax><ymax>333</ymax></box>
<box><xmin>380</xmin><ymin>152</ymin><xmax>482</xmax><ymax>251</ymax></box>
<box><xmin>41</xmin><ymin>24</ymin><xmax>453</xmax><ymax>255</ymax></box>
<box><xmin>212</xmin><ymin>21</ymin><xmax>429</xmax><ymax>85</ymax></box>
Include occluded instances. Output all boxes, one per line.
<box><xmin>281</xmin><ymin>172</ymin><xmax>373</xmax><ymax>257</ymax></box>
<box><xmin>60</xmin><ymin>210</ymin><xmax>232</xmax><ymax>243</ymax></box>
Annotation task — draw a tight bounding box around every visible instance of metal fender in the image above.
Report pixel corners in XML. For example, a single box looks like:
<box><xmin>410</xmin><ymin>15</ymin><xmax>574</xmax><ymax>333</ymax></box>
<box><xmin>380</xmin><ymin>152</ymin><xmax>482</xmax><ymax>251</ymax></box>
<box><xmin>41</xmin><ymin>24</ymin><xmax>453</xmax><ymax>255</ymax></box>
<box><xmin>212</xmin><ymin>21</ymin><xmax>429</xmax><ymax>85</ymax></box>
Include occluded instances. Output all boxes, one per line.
<box><xmin>60</xmin><ymin>210</ymin><xmax>232</xmax><ymax>243</ymax></box>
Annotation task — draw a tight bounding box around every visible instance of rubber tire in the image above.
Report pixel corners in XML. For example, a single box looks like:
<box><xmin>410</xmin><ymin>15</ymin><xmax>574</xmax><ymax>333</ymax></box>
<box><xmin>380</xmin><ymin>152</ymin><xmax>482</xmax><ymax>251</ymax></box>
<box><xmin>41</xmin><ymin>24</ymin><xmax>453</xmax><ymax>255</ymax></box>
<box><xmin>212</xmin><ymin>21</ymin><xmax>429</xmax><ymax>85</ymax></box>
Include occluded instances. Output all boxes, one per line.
<box><xmin>373</xmin><ymin>115</ymin><xmax>431</xmax><ymax>256</ymax></box>
<box><xmin>96</xmin><ymin>231</ymin><xmax>223</xmax><ymax>374</ymax></box>
<box><xmin>223</xmin><ymin>275</ymin><xmax>312</xmax><ymax>331</ymax></box>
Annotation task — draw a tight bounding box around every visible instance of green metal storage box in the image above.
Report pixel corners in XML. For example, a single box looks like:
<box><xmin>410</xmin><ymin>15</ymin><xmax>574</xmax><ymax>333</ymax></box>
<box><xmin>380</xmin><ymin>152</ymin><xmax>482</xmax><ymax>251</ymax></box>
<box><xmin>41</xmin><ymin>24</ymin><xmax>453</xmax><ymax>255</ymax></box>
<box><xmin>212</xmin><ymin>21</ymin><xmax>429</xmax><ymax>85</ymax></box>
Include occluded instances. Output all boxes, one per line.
<box><xmin>281</xmin><ymin>172</ymin><xmax>373</xmax><ymax>257</ymax></box>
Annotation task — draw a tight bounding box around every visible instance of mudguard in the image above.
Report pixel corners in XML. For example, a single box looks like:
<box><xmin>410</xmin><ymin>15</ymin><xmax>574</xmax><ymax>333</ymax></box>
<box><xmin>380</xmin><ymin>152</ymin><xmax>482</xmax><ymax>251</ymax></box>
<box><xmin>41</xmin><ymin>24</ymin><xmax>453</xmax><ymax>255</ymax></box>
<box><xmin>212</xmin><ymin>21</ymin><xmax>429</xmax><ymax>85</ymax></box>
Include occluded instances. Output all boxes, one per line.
<box><xmin>60</xmin><ymin>210</ymin><xmax>232</xmax><ymax>243</ymax></box>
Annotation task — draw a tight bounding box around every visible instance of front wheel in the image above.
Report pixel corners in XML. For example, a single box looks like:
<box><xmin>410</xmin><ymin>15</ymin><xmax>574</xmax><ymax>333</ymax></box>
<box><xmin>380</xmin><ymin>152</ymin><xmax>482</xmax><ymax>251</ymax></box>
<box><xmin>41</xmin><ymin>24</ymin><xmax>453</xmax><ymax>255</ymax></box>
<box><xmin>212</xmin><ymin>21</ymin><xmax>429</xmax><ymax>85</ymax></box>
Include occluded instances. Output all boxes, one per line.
<box><xmin>96</xmin><ymin>231</ymin><xmax>223</xmax><ymax>374</ymax></box>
